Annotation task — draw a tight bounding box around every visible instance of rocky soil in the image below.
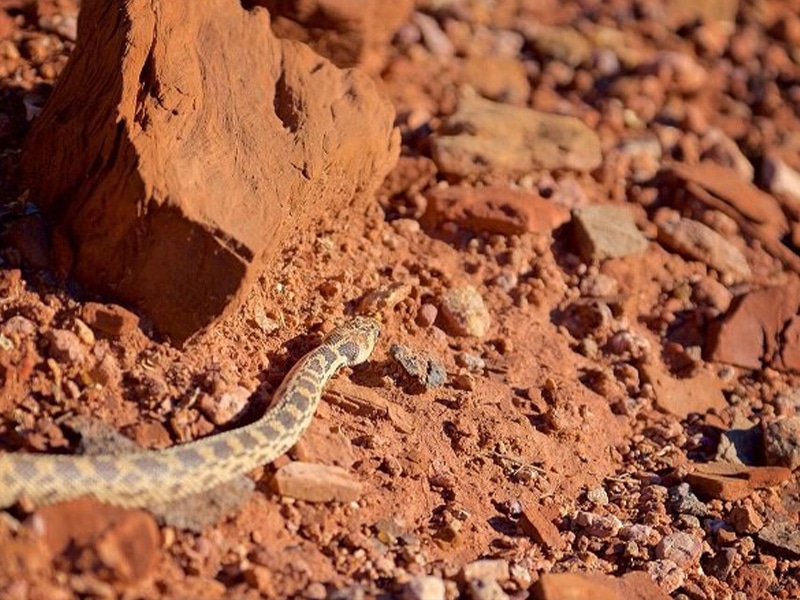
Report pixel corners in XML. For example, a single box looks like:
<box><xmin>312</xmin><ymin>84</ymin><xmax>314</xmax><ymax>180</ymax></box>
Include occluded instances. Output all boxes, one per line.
<box><xmin>1</xmin><ymin>0</ymin><xmax>800</xmax><ymax>599</ymax></box>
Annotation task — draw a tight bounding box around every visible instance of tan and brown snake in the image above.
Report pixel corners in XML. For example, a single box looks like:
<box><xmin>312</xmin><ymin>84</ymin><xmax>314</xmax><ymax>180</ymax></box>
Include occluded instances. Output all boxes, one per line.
<box><xmin>0</xmin><ymin>317</ymin><xmax>380</xmax><ymax>509</ymax></box>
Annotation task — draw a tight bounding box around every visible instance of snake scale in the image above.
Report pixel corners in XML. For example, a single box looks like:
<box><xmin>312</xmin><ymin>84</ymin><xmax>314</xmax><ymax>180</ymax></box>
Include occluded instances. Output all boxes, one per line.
<box><xmin>0</xmin><ymin>317</ymin><xmax>380</xmax><ymax>509</ymax></box>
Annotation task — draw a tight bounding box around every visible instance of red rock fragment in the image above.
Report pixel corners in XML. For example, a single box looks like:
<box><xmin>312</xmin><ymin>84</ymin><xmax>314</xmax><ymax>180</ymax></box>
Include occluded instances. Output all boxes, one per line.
<box><xmin>665</xmin><ymin>162</ymin><xmax>800</xmax><ymax>272</ymax></box>
<box><xmin>655</xmin><ymin>532</ymin><xmax>703</xmax><ymax>568</ymax></box>
<box><xmin>270</xmin><ymin>461</ymin><xmax>362</xmax><ymax>503</ymax></box>
<box><xmin>728</xmin><ymin>564</ymin><xmax>777</xmax><ymax>598</ymax></box>
<box><xmin>685</xmin><ymin>473</ymin><xmax>749</xmax><ymax>501</ymax></box>
<box><xmin>35</xmin><ymin>498</ymin><xmax>160</xmax><ymax>584</ymax></box>
<box><xmin>461</xmin><ymin>55</ymin><xmax>531</xmax><ymax>105</ymax></box>
<box><xmin>532</xmin><ymin>572</ymin><xmax>669</xmax><ymax>600</ymax></box>
<box><xmin>533</xmin><ymin>573</ymin><xmax>620</xmax><ymax>600</ymax></box>
<box><xmin>729</xmin><ymin>504</ymin><xmax>764</xmax><ymax>534</ymax></box>
<box><xmin>292</xmin><ymin>422</ymin><xmax>356</xmax><ymax>469</ymax></box>
<box><xmin>641</xmin><ymin>363</ymin><xmax>727</xmax><ymax>419</ymax></box>
<box><xmin>518</xmin><ymin>506</ymin><xmax>563</xmax><ymax>551</ymax></box>
<box><xmin>708</xmin><ymin>280</ymin><xmax>800</xmax><ymax>371</ymax></box>
<box><xmin>617</xmin><ymin>572</ymin><xmax>672</xmax><ymax>600</ymax></box>
<box><xmin>423</xmin><ymin>186</ymin><xmax>570</xmax><ymax>236</ymax></box>
<box><xmin>686</xmin><ymin>462</ymin><xmax>792</xmax><ymax>501</ymax></box>
<box><xmin>122</xmin><ymin>420</ymin><xmax>172</xmax><ymax>450</ymax></box>
<box><xmin>668</xmin><ymin>162</ymin><xmax>787</xmax><ymax>234</ymax></box>
<box><xmin>82</xmin><ymin>302</ymin><xmax>140</xmax><ymax>337</ymax></box>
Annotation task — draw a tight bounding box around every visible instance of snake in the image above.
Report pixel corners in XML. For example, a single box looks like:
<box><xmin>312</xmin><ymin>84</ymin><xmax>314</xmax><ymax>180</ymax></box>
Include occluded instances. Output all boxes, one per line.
<box><xmin>0</xmin><ymin>317</ymin><xmax>380</xmax><ymax>509</ymax></box>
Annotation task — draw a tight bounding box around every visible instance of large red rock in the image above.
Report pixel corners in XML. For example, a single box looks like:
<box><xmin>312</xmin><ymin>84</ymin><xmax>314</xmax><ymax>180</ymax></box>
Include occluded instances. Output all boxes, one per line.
<box><xmin>708</xmin><ymin>280</ymin><xmax>800</xmax><ymax>371</ymax></box>
<box><xmin>22</xmin><ymin>0</ymin><xmax>399</xmax><ymax>342</ymax></box>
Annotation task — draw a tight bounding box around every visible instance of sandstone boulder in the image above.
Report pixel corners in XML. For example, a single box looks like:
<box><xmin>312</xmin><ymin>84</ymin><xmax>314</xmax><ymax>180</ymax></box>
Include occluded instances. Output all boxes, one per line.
<box><xmin>22</xmin><ymin>0</ymin><xmax>399</xmax><ymax>342</ymax></box>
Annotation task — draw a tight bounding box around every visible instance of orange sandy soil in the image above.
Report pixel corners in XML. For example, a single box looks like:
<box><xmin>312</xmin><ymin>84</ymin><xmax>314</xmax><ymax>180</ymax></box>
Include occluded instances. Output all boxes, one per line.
<box><xmin>1</xmin><ymin>1</ymin><xmax>800</xmax><ymax>599</ymax></box>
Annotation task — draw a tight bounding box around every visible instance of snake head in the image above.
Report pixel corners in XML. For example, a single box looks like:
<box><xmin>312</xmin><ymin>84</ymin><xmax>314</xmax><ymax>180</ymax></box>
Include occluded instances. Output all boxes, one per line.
<box><xmin>328</xmin><ymin>316</ymin><xmax>381</xmax><ymax>366</ymax></box>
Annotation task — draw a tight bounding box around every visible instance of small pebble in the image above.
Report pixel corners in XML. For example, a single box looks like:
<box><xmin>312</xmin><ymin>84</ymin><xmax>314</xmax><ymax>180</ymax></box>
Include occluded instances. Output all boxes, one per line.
<box><xmin>244</xmin><ymin>566</ymin><xmax>274</xmax><ymax>595</ymax></box>
<box><xmin>198</xmin><ymin>386</ymin><xmax>251</xmax><ymax>426</ymax></box>
<box><xmin>619</xmin><ymin>524</ymin><xmax>660</xmax><ymax>546</ymax></box>
<box><xmin>586</xmin><ymin>487</ymin><xmax>609</xmax><ymax>506</ymax></box>
<box><xmin>73</xmin><ymin>318</ymin><xmax>96</xmax><ymax>346</ymax></box>
<box><xmin>579</xmin><ymin>273</ymin><xmax>618</xmax><ymax>297</ymax></box>
<box><xmin>729</xmin><ymin>504</ymin><xmax>764</xmax><ymax>534</ymax></box>
<box><xmin>403</xmin><ymin>576</ymin><xmax>445</xmax><ymax>600</ymax></box>
<box><xmin>82</xmin><ymin>302</ymin><xmax>140</xmax><ymax>336</ymax></box>
<box><xmin>439</xmin><ymin>286</ymin><xmax>491</xmax><ymax>337</ymax></box>
<box><xmin>455</xmin><ymin>352</ymin><xmax>485</xmax><ymax>372</ymax></box>
<box><xmin>389</xmin><ymin>342</ymin><xmax>447</xmax><ymax>389</ymax></box>
<box><xmin>668</xmin><ymin>483</ymin><xmax>708</xmax><ymax>517</ymax></box>
<box><xmin>271</xmin><ymin>462</ymin><xmax>362</xmax><ymax>503</ymax></box>
<box><xmin>574</xmin><ymin>511</ymin><xmax>621</xmax><ymax>538</ymax></box>
<box><xmin>460</xmin><ymin>559</ymin><xmax>510</xmax><ymax>583</ymax></box>
<box><xmin>374</xmin><ymin>518</ymin><xmax>405</xmax><ymax>545</ymax></box>
<box><xmin>647</xmin><ymin>559</ymin><xmax>685</xmax><ymax>593</ymax></box>
<box><xmin>416</xmin><ymin>303</ymin><xmax>438</xmax><ymax>328</ymax></box>
<box><xmin>468</xmin><ymin>578</ymin><xmax>510</xmax><ymax>600</ymax></box>
<box><xmin>306</xmin><ymin>582</ymin><xmax>327</xmax><ymax>600</ymax></box>
<box><xmin>655</xmin><ymin>532</ymin><xmax>703</xmax><ymax>568</ymax></box>
<box><xmin>45</xmin><ymin>329</ymin><xmax>86</xmax><ymax>366</ymax></box>
<box><xmin>452</xmin><ymin>373</ymin><xmax>474</xmax><ymax>391</ymax></box>
<box><xmin>705</xmin><ymin>547</ymin><xmax>739</xmax><ymax>580</ymax></box>
<box><xmin>2</xmin><ymin>315</ymin><xmax>36</xmax><ymax>336</ymax></box>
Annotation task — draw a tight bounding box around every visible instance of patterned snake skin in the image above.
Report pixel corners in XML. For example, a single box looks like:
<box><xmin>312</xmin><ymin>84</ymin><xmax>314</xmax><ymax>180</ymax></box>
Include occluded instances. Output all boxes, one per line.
<box><xmin>0</xmin><ymin>317</ymin><xmax>380</xmax><ymax>509</ymax></box>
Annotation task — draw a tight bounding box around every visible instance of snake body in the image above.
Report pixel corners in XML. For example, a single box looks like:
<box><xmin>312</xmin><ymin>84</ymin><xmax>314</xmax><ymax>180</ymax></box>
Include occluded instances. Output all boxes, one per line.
<box><xmin>0</xmin><ymin>317</ymin><xmax>380</xmax><ymax>509</ymax></box>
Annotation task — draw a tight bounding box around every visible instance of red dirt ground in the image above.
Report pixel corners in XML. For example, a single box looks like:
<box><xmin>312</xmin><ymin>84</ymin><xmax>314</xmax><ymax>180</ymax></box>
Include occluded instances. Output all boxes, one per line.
<box><xmin>1</xmin><ymin>0</ymin><xmax>799</xmax><ymax>598</ymax></box>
